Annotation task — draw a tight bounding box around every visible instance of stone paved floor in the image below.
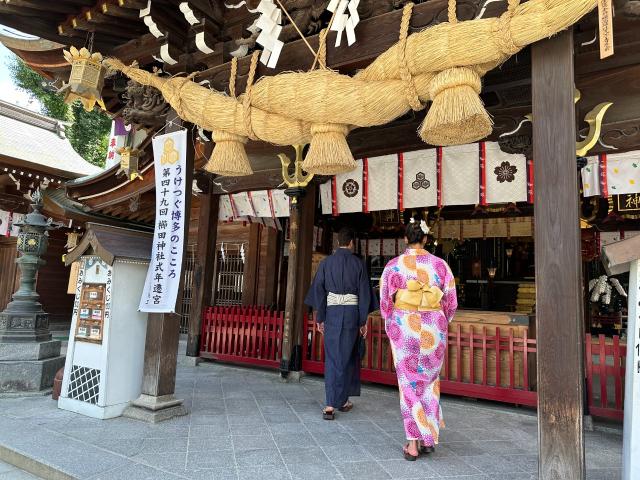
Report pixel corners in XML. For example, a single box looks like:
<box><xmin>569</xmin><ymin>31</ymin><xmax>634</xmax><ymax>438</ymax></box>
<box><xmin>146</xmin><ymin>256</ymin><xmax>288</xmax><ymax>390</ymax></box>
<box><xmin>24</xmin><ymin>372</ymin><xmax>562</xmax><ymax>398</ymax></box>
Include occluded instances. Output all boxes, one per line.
<box><xmin>0</xmin><ymin>460</ymin><xmax>41</xmax><ymax>479</ymax></box>
<box><xmin>0</xmin><ymin>361</ymin><xmax>623</xmax><ymax>480</ymax></box>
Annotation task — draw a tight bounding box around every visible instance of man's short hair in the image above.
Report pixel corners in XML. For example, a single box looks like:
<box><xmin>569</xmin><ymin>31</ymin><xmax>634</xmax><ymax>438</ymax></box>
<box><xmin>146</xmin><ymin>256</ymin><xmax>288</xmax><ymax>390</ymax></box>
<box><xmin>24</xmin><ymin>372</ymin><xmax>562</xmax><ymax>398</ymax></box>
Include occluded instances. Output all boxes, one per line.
<box><xmin>337</xmin><ymin>227</ymin><xmax>355</xmax><ymax>247</ymax></box>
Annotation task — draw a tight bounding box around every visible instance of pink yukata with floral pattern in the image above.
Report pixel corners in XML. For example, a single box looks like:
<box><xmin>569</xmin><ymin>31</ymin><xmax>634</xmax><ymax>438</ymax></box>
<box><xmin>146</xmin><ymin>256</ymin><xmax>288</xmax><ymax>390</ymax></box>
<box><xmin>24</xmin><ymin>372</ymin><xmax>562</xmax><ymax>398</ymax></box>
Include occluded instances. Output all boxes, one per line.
<box><xmin>379</xmin><ymin>249</ymin><xmax>457</xmax><ymax>446</ymax></box>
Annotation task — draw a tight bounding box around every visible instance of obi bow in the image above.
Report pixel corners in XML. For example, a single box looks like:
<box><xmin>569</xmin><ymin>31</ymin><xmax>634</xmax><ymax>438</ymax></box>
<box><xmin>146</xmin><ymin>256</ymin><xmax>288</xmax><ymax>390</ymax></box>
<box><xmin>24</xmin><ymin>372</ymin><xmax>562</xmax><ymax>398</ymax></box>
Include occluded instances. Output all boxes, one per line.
<box><xmin>394</xmin><ymin>279</ymin><xmax>444</xmax><ymax>312</ymax></box>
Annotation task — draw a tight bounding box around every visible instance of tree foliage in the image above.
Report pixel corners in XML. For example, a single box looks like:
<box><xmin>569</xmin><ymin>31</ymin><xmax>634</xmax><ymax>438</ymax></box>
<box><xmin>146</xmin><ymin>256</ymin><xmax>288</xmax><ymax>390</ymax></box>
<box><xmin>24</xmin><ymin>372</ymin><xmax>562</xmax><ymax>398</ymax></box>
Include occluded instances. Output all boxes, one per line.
<box><xmin>7</xmin><ymin>56</ymin><xmax>111</xmax><ymax>167</ymax></box>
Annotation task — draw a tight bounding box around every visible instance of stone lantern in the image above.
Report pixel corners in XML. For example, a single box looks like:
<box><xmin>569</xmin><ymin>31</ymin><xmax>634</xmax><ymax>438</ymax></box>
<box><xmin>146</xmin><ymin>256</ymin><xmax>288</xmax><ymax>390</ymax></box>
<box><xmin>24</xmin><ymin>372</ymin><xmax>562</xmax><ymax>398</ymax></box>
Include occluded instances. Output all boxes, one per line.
<box><xmin>0</xmin><ymin>189</ymin><xmax>65</xmax><ymax>395</ymax></box>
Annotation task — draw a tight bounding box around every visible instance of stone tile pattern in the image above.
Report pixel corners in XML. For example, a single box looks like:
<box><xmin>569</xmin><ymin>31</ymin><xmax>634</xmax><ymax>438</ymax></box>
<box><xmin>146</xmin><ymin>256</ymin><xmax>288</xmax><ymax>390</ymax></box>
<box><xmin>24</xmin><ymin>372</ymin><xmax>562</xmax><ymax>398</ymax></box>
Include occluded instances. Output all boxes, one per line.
<box><xmin>0</xmin><ymin>360</ymin><xmax>623</xmax><ymax>480</ymax></box>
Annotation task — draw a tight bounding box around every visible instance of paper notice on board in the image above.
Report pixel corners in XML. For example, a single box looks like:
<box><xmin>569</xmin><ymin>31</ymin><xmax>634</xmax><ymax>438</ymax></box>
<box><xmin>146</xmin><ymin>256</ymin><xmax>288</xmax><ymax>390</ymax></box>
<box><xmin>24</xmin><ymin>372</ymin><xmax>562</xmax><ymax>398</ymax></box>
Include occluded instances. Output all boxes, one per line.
<box><xmin>598</xmin><ymin>0</ymin><xmax>614</xmax><ymax>59</ymax></box>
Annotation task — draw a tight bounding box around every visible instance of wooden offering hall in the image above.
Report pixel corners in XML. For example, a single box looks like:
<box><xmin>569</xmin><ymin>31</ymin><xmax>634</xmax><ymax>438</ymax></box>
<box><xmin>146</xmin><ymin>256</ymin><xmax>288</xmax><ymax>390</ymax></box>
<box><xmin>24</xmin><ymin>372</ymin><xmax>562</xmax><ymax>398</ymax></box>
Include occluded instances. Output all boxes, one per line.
<box><xmin>3</xmin><ymin>0</ymin><xmax>640</xmax><ymax>477</ymax></box>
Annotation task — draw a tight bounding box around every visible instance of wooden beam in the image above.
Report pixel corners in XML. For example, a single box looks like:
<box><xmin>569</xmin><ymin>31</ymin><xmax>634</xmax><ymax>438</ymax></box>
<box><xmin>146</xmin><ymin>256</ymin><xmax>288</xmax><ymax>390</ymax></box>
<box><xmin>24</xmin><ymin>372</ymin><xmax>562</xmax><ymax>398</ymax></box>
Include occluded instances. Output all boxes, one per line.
<box><xmin>99</xmin><ymin>1</ymin><xmax>140</xmax><ymax>20</ymax></box>
<box><xmin>186</xmin><ymin>186</ymin><xmax>220</xmax><ymax>357</ymax></box>
<box><xmin>532</xmin><ymin>29</ymin><xmax>585</xmax><ymax>480</ymax></box>
<box><xmin>3</xmin><ymin>0</ymin><xmax>80</xmax><ymax>13</ymax></box>
<box><xmin>191</xmin><ymin>0</ymin><xmax>496</xmax><ymax>90</ymax></box>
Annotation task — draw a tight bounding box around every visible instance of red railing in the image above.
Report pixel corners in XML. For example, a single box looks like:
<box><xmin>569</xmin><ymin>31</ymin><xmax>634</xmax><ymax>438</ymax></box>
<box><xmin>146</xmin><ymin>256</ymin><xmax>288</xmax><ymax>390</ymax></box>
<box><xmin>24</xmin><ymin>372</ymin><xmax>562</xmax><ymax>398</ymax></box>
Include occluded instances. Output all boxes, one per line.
<box><xmin>200</xmin><ymin>307</ymin><xmax>627</xmax><ymax>420</ymax></box>
<box><xmin>585</xmin><ymin>334</ymin><xmax>626</xmax><ymax>420</ymax></box>
<box><xmin>200</xmin><ymin>306</ymin><xmax>284</xmax><ymax>368</ymax></box>
<box><xmin>302</xmin><ymin>315</ymin><xmax>538</xmax><ymax>406</ymax></box>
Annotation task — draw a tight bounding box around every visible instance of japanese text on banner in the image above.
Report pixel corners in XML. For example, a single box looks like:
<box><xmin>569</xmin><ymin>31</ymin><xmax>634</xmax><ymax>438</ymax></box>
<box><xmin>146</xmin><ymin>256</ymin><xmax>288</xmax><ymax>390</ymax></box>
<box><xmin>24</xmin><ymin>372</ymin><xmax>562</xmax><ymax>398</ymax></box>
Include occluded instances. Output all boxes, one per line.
<box><xmin>139</xmin><ymin>130</ymin><xmax>187</xmax><ymax>312</ymax></box>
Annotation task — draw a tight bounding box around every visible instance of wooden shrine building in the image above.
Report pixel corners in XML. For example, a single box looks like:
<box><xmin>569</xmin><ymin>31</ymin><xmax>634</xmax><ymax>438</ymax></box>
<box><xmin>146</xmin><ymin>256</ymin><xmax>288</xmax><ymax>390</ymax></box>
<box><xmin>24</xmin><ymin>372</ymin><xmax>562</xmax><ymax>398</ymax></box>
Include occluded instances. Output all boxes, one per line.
<box><xmin>3</xmin><ymin>1</ymin><xmax>640</xmax><ymax>478</ymax></box>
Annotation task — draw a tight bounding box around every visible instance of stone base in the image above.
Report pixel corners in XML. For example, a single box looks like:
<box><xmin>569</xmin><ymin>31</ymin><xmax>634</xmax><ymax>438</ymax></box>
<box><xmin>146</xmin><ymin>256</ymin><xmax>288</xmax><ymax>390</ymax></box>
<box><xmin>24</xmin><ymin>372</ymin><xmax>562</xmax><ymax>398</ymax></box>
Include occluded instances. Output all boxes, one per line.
<box><xmin>0</xmin><ymin>388</ymin><xmax>53</xmax><ymax>399</ymax></box>
<box><xmin>179</xmin><ymin>355</ymin><xmax>201</xmax><ymax>367</ymax></box>
<box><xmin>279</xmin><ymin>371</ymin><xmax>304</xmax><ymax>383</ymax></box>
<box><xmin>0</xmin><ymin>311</ymin><xmax>51</xmax><ymax>343</ymax></box>
<box><xmin>0</xmin><ymin>355</ymin><xmax>65</xmax><ymax>394</ymax></box>
<box><xmin>584</xmin><ymin>415</ymin><xmax>594</xmax><ymax>432</ymax></box>
<box><xmin>0</xmin><ymin>340</ymin><xmax>61</xmax><ymax>361</ymax></box>
<box><xmin>122</xmin><ymin>394</ymin><xmax>188</xmax><ymax>423</ymax></box>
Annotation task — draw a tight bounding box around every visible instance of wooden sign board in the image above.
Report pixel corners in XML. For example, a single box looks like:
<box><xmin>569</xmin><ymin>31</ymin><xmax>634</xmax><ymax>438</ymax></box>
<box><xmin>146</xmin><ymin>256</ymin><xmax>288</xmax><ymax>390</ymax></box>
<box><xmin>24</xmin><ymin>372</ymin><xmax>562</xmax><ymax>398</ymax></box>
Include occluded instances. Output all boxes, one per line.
<box><xmin>67</xmin><ymin>261</ymin><xmax>80</xmax><ymax>294</ymax></box>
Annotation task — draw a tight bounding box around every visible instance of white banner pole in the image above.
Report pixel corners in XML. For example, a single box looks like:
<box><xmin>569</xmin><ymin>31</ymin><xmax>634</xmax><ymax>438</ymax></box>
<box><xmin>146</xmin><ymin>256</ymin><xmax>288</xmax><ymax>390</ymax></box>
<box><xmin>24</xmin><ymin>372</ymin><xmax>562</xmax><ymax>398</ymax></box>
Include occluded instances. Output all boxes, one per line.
<box><xmin>623</xmin><ymin>259</ymin><xmax>640</xmax><ymax>479</ymax></box>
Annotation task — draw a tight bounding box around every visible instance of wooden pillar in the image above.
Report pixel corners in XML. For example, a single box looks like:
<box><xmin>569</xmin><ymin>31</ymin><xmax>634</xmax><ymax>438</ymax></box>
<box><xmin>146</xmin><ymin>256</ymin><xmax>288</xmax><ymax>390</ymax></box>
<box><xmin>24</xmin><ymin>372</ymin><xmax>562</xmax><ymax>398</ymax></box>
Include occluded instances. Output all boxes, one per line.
<box><xmin>280</xmin><ymin>184</ymin><xmax>316</xmax><ymax>377</ymax></box>
<box><xmin>293</xmin><ymin>183</ymin><xmax>316</xmax><ymax>360</ymax></box>
<box><xmin>242</xmin><ymin>223</ymin><xmax>261</xmax><ymax>305</ymax></box>
<box><xmin>186</xmin><ymin>177</ymin><xmax>219</xmax><ymax>358</ymax></box>
<box><xmin>532</xmin><ymin>30</ymin><xmax>585</xmax><ymax>479</ymax></box>
<box><xmin>125</xmin><ymin>111</ymin><xmax>193</xmax><ymax>422</ymax></box>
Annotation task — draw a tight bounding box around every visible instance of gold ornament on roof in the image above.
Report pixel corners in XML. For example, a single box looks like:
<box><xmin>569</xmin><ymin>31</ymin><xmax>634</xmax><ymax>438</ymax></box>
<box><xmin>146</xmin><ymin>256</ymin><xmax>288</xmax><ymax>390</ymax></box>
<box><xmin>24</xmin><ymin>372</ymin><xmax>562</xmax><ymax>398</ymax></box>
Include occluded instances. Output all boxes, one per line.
<box><xmin>60</xmin><ymin>46</ymin><xmax>106</xmax><ymax>112</ymax></box>
<box><xmin>104</xmin><ymin>0</ymin><xmax>598</xmax><ymax>176</ymax></box>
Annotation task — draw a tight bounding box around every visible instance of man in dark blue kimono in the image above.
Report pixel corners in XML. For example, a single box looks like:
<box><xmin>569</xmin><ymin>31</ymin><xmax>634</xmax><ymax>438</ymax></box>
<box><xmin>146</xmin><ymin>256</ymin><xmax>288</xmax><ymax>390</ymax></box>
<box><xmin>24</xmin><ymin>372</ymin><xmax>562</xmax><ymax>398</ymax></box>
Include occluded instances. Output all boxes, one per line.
<box><xmin>305</xmin><ymin>227</ymin><xmax>377</xmax><ymax>419</ymax></box>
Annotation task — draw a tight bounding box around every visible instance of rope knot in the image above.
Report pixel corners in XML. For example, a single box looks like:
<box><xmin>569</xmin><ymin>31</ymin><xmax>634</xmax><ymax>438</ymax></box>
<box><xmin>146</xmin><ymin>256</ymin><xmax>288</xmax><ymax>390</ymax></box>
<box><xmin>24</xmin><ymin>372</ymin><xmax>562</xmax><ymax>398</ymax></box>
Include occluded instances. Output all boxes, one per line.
<box><xmin>241</xmin><ymin>51</ymin><xmax>260</xmax><ymax>141</ymax></box>
<box><xmin>428</xmin><ymin>67</ymin><xmax>481</xmax><ymax>100</ymax></box>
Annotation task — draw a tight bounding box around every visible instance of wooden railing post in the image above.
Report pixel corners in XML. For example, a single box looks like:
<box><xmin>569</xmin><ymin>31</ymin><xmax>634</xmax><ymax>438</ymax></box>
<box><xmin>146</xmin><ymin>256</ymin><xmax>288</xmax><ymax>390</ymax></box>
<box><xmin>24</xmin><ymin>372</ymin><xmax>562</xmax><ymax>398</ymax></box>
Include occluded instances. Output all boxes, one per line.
<box><xmin>186</xmin><ymin>178</ymin><xmax>219</xmax><ymax>358</ymax></box>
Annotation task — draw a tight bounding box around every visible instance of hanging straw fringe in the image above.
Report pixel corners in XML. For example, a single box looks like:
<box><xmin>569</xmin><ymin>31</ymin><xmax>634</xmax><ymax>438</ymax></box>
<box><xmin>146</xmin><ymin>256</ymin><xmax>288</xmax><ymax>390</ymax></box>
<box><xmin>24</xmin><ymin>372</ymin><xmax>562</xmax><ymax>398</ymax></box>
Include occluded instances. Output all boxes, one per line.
<box><xmin>204</xmin><ymin>130</ymin><xmax>253</xmax><ymax>176</ymax></box>
<box><xmin>206</xmin><ymin>52</ymin><xmax>260</xmax><ymax>176</ymax></box>
<box><xmin>105</xmin><ymin>0</ymin><xmax>597</xmax><ymax>174</ymax></box>
<box><xmin>302</xmin><ymin>123</ymin><xmax>356</xmax><ymax>174</ymax></box>
<box><xmin>420</xmin><ymin>67</ymin><xmax>492</xmax><ymax>145</ymax></box>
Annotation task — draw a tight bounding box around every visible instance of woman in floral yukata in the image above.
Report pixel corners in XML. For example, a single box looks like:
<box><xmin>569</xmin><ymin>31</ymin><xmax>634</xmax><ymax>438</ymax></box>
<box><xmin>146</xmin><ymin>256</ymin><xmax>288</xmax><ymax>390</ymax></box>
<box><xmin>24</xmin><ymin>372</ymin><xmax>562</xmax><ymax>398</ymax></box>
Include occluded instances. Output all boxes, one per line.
<box><xmin>379</xmin><ymin>219</ymin><xmax>457</xmax><ymax>461</ymax></box>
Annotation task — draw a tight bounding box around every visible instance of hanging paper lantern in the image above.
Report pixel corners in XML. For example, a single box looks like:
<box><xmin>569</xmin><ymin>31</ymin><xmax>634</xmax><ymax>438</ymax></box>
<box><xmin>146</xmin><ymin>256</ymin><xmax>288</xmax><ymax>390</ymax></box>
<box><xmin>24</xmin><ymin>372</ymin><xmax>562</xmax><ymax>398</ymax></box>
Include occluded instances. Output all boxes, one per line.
<box><xmin>116</xmin><ymin>146</ymin><xmax>143</xmax><ymax>181</ymax></box>
<box><xmin>60</xmin><ymin>46</ymin><xmax>106</xmax><ymax>112</ymax></box>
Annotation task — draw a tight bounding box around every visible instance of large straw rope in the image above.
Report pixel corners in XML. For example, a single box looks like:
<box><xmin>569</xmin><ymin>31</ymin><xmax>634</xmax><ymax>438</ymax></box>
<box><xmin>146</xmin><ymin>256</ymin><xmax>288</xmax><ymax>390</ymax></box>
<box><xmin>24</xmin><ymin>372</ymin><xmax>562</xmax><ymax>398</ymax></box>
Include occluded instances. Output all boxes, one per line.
<box><xmin>104</xmin><ymin>0</ymin><xmax>596</xmax><ymax>175</ymax></box>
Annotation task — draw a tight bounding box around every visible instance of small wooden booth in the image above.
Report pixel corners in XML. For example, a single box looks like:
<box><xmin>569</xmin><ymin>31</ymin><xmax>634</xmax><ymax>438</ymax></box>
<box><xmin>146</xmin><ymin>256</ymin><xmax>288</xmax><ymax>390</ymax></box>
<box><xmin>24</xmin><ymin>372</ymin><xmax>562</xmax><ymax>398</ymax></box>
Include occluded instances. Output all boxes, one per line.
<box><xmin>59</xmin><ymin>223</ymin><xmax>151</xmax><ymax>419</ymax></box>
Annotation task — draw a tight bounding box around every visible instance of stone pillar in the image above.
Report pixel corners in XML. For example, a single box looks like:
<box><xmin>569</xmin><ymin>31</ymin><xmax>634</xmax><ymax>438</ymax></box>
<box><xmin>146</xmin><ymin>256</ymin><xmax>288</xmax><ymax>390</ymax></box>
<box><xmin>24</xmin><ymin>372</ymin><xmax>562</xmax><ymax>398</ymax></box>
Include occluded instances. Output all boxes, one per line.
<box><xmin>0</xmin><ymin>189</ymin><xmax>65</xmax><ymax>395</ymax></box>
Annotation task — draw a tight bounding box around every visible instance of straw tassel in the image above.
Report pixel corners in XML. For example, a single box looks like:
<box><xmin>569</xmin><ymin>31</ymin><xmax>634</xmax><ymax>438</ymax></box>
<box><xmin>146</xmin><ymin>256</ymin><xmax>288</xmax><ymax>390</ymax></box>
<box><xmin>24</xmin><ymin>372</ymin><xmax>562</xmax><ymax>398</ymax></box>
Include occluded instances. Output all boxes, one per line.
<box><xmin>420</xmin><ymin>67</ymin><xmax>492</xmax><ymax>146</ymax></box>
<box><xmin>204</xmin><ymin>129</ymin><xmax>253</xmax><ymax>176</ymax></box>
<box><xmin>302</xmin><ymin>123</ymin><xmax>356</xmax><ymax>175</ymax></box>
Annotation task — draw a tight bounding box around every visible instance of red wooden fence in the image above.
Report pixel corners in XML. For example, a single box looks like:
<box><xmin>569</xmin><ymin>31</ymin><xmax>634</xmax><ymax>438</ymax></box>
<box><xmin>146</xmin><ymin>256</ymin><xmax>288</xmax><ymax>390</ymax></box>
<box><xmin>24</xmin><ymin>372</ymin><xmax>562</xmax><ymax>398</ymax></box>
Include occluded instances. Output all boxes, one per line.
<box><xmin>302</xmin><ymin>315</ymin><xmax>538</xmax><ymax>407</ymax></box>
<box><xmin>200</xmin><ymin>306</ymin><xmax>284</xmax><ymax>368</ymax></box>
<box><xmin>200</xmin><ymin>307</ymin><xmax>627</xmax><ymax>420</ymax></box>
<box><xmin>585</xmin><ymin>334</ymin><xmax>626</xmax><ymax>420</ymax></box>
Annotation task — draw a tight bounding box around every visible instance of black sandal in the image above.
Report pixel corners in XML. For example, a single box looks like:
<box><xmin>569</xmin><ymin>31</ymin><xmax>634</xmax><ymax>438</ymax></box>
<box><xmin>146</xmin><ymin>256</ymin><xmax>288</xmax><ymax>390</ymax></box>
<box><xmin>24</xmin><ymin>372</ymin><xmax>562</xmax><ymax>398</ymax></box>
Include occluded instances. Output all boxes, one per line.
<box><xmin>403</xmin><ymin>443</ymin><xmax>419</xmax><ymax>461</ymax></box>
<box><xmin>419</xmin><ymin>444</ymin><xmax>435</xmax><ymax>454</ymax></box>
<box><xmin>338</xmin><ymin>401</ymin><xmax>353</xmax><ymax>413</ymax></box>
<box><xmin>322</xmin><ymin>408</ymin><xmax>335</xmax><ymax>420</ymax></box>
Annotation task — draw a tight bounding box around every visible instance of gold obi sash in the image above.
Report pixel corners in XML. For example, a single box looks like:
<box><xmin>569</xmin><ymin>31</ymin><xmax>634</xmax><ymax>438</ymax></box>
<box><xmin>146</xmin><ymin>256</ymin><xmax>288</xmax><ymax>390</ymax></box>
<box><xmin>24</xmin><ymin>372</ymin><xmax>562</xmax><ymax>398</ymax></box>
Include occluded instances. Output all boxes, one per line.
<box><xmin>394</xmin><ymin>280</ymin><xmax>444</xmax><ymax>312</ymax></box>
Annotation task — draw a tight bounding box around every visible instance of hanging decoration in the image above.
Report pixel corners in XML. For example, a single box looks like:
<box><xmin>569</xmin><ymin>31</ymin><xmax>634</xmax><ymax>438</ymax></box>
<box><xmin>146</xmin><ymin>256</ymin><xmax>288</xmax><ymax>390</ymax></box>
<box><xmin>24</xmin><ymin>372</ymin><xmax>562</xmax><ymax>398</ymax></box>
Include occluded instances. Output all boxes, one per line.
<box><xmin>589</xmin><ymin>275</ymin><xmax>627</xmax><ymax>313</ymax></box>
<box><xmin>60</xmin><ymin>46</ymin><xmax>106</xmax><ymax>112</ymax></box>
<box><xmin>104</xmin><ymin>0</ymin><xmax>597</xmax><ymax>176</ymax></box>
<box><xmin>327</xmin><ymin>0</ymin><xmax>360</xmax><ymax>47</ymax></box>
<box><xmin>254</xmin><ymin>0</ymin><xmax>285</xmax><ymax>68</ymax></box>
<box><xmin>116</xmin><ymin>146</ymin><xmax>144</xmax><ymax>181</ymax></box>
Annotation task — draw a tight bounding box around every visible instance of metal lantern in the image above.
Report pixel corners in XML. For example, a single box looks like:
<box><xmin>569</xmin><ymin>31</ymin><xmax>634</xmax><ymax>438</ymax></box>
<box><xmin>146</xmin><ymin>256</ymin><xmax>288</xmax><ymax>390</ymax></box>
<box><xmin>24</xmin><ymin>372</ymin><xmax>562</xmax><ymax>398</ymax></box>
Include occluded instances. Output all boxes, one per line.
<box><xmin>60</xmin><ymin>46</ymin><xmax>106</xmax><ymax>112</ymax></box>
<box><xmin>117</xmin><ymin>146</ymin><xmax>143</xmax><ymax>181</ymax></box>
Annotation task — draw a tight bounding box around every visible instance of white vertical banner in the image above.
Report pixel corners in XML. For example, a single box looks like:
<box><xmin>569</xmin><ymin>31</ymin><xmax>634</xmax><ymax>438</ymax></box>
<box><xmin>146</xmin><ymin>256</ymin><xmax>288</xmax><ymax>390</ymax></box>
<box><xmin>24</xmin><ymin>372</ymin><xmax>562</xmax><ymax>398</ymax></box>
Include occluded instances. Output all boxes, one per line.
<box><xmin>319</xmin><ymin>181</ymin><xmax>333</xmax><ymax>215</ymax></box>
<box><xmin>139</xmin><ymin>130</ymin><xmax>188</xmax><ymax>313</ymax></box>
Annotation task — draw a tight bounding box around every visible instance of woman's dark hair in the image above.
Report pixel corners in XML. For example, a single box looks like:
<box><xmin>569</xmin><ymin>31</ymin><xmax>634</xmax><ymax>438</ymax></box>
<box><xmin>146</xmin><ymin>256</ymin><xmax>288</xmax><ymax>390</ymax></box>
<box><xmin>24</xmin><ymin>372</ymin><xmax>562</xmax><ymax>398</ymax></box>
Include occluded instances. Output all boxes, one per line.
<box><xmin>405</xmin><ymin>221</ymin><xmax>427</xmax><ymax>245</ymax></box>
